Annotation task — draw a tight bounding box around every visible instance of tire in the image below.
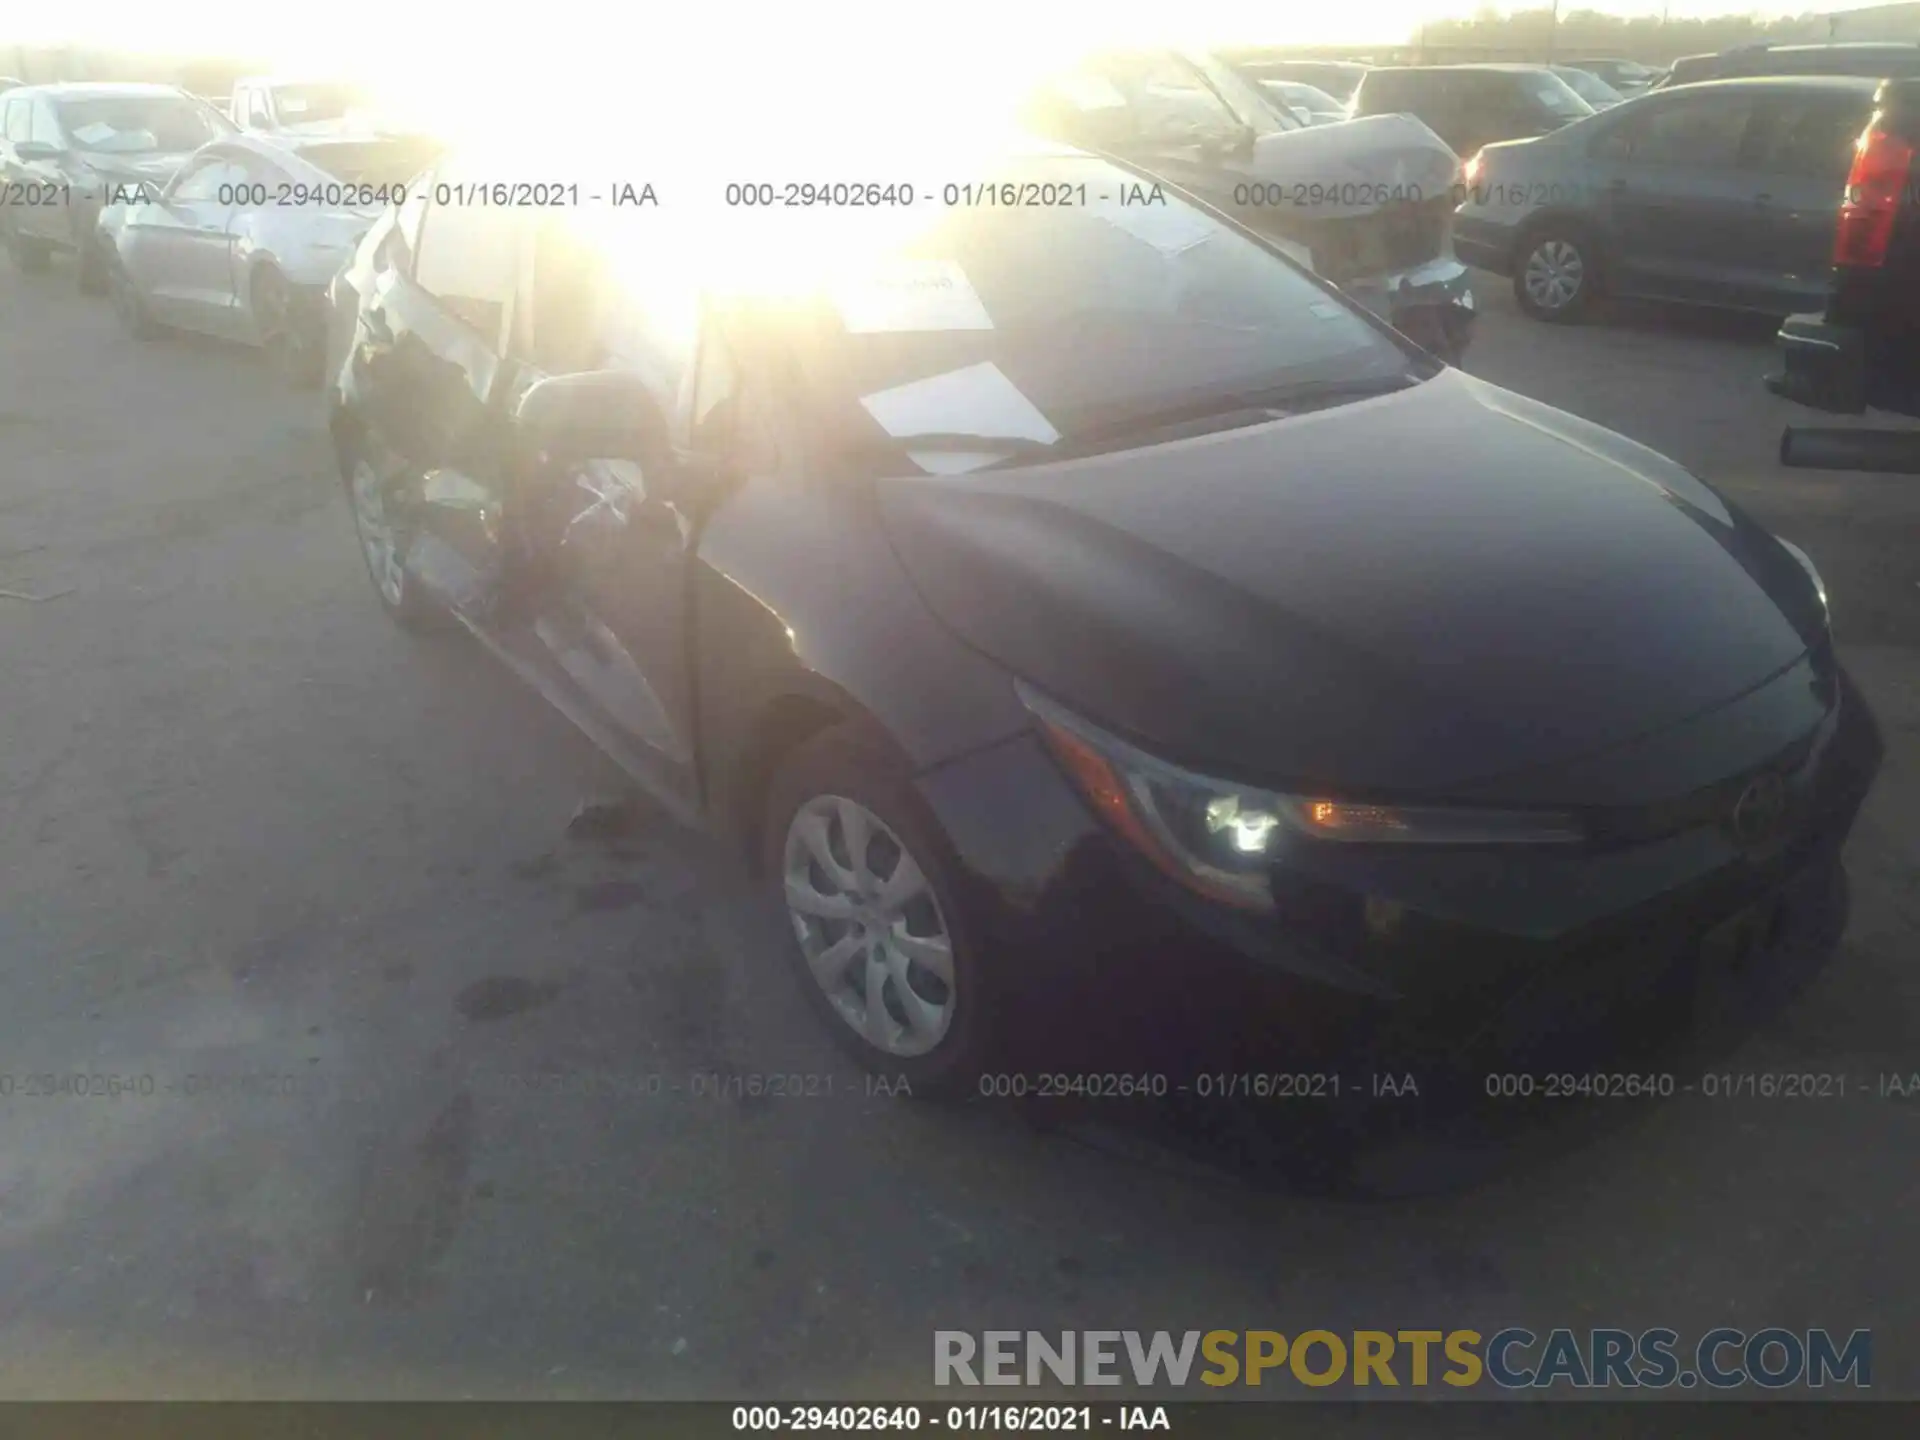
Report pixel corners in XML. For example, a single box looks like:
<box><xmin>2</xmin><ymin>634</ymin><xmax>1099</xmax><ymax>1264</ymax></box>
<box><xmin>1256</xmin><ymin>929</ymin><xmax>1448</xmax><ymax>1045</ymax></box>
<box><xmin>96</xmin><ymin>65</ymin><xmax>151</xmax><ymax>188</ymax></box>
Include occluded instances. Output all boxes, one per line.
<box><xmin>254</xmin><ymin>266</ymin><xmax>324</xmax><ymax>389</ymax></box>
<box><xmin>107</xmin><ymin>252</ymin><xmax>161</xmax><ymax>339</ymax></box>
<box><xmin>75</xmin><ymin>226</ymin><xmax>108</xmax><ymax>295</ymax></box>
<box><xmin>763</xmin><ymin>726</ymin><xmax>995</xmax><ymax>1096</ymax></box>
<box><xmin>1513</xmin><ymin>223</ymin><xmax>1599</xmax><ymax>323</ymax></box>
<box><xmin>2</xmin><ymin>213</ymin><xmax>51</xmax><ymax>272</ymax></box>
<box><xmin>337</xmin><ymin>434</ymin><xmax>451</xmax><ymax>632</ymax></box>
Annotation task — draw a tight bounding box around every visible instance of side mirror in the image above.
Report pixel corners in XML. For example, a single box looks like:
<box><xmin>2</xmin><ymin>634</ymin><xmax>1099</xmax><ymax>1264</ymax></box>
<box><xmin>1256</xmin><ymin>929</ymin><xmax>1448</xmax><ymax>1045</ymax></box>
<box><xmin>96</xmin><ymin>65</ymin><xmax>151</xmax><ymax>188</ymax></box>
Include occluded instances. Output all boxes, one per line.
<box><xmin>513</xmin><ymin>370</ymin><xmax>670</xmax><ymax>468</ymax></box>
<box><xmin>14</xmin><ymin>140</ymin><xmax>62</xmax><ymax>162</ymax></box>
<box><xmin>1289</xmin><ymin>105</ymin><xmax>1315</xmax><ymax>127</ymax></box>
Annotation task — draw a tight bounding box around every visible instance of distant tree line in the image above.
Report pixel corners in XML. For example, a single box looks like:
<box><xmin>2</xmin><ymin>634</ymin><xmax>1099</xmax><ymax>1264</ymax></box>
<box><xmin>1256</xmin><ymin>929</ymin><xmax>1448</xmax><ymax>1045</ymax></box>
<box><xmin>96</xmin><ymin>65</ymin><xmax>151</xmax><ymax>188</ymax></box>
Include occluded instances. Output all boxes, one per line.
<box><xmin>1414</xmin><ymin>8</ymin><xmax>1856</xmax><ymax>64</ymax></box>
<box><xmin>0</xmin><ymin>43</ymin><xmax>265</xmax><ymax>95</ymax></box>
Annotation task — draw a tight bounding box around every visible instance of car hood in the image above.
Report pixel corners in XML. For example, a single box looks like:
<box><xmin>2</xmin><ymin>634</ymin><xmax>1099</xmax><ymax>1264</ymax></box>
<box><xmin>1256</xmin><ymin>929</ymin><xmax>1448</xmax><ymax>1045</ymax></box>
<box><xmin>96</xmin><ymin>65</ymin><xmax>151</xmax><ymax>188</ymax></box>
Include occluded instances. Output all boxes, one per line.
<box><xmin>1240</xmin><ymin>113</ymin><xmax>1460</xmax><ymax>219</ymax></box>
<box><xmin>877</xmin><ymin>369</ymin><xmax>1820</xmax><ymax>796</ymax></box>
<box><xmin>79</xmin><ymin>152</ymin><xmax>190</xmax><ymax>184</ymax></box>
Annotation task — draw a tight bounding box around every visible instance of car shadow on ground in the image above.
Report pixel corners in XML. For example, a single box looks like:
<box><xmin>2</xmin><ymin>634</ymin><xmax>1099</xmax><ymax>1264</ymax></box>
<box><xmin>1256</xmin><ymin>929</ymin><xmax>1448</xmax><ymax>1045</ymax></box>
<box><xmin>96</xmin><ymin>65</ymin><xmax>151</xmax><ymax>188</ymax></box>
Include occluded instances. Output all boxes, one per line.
<box><xmin>1587</xmin><ymin>298</ymin><xmax>1784</xmax><ymax>347</ymax></box>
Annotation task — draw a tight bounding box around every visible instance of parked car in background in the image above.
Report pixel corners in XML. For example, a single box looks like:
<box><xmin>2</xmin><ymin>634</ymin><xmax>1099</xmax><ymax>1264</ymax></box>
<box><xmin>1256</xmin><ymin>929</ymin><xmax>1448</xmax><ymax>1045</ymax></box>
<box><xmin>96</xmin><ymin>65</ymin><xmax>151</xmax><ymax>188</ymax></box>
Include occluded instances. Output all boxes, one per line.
<box><xmin>323</xmin><ymin>135</ymin><xmax>1878</xmax><ymax>1092</ymax></box>
<box><xmin>1455</xmin><ymin>76</ymin><xmax>1882</xmax><ymax>323</ymax></box>
<box><xmin>0</xmin><ymin>78</ymin><xmax>25</xmax><ymax>95</ymax></box>
<box><xmin>1771</xmin><ymin>77</ymin><xmax>1920</xmax><ymax>422</ymax></box>
<box><xmin>1350</xmin><ymin>65</ymin><xmax>1595</xmax><ymax>157</ymax></box>
<box><xmin>1567</xmin><ymin>58</ymin><xmax>1663</xmax><ymax>95</ymax></box>
<box><xmin>0</xmin><ymin>82</ymin><xmax>234</xmax><ymax>292</ymax></box>
<box><xmin>97</xmin><ymin>132</ymin><xmax>438</xmax><ymax>384</ymax></box>
<box><xmin>229</xmin><ymin>77</ymin><xmax>388</xmax><ymax>138</ymax></box>
<box><xmin>1257</xmin><ymin>79</ymin><xmax>1349</xmax><ymax>126</ymax></box>
<box><xmin>1218</xmin><ymin>56</ymin><xmax>1370</xmax><ymax>107</ymax></box>
<box><xmin>1022</xmin><ymin>48</ymin><xmax>1476</xmax><ymax>359</ymax></box>
<box><xmin>1654</xmin><ymin>42</ymin><xmax>1920</xmax><ymax>89</ymax></box>
<box><xmin>1552</xmin><ymin>65</ymin><xmax>1627</xmax><ymax>110</ymax></box>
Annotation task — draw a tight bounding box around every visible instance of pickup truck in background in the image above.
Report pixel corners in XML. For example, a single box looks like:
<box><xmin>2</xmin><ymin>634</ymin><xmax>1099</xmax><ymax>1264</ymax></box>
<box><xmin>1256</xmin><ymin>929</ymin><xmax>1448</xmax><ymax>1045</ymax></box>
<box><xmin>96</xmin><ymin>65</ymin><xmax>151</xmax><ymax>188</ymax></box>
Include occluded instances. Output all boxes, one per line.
<box><xmin>229</xmin><ymin>78</ymin><xmax>385</xmax><ymax>139</ymax></box>
<box><xmin>1771</xmin><ymin>78</ymin><xmax>1920</xmax><ymax>472</ymax></box>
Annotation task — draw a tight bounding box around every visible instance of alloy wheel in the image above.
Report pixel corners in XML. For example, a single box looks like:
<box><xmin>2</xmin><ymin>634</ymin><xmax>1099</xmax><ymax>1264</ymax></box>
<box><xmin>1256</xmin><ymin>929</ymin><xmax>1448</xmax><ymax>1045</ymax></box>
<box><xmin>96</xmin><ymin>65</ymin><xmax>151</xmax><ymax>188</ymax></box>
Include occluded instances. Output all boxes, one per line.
<box><xmin>1523</xmin><ymin>239</ymin><xmax>1586</xmax><ymax>313</ymax></box>
<box><xmin>254</xmin><ymin>270</ymin><xmax>313</xmax><ymax>381</ymax></box>
<box><xmin>350</xmin><ymin>458</ymin><xmax>405</xmax><ymax>607</ymax></box>
<box><xmin>782</xmin><ymin>795</ymin><xmax>956</xmax><ymax>1058</ymax></box>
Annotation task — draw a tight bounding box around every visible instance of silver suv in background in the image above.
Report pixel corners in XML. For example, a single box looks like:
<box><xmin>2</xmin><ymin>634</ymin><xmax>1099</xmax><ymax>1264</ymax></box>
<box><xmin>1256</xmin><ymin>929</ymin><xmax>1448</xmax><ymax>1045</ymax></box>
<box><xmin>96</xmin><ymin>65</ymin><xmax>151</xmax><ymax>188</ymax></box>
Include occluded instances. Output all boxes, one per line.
<box><xmin>0</xmin><ymin>82</ymin><xmax>234</xmax><ymax>292</ymax></box>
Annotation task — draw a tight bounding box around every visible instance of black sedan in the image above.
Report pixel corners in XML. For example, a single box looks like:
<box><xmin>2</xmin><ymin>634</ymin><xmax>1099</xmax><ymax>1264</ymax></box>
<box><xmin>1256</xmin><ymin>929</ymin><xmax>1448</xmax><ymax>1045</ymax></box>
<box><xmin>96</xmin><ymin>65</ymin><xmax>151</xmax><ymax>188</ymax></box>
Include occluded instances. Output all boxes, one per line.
<box><xmin>324</xmin><ymin>138</ymin><xmax>1880</xmax><ymax>1094</ymax></box>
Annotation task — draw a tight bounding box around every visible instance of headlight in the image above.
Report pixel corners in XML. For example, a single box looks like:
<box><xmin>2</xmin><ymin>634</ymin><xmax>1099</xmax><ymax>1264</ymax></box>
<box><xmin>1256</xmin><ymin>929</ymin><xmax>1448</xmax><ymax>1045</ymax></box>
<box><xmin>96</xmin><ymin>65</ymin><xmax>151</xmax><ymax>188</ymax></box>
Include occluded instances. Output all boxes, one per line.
<box><xmin>1775</xmin><ymin>538</ymin><xmax>1829</xmax><ymax>628</ymax></box>
<box><xmin>1019</xmin><ymin>684</ymin><xmax>1583</xmax><ymax>913</ymax></box>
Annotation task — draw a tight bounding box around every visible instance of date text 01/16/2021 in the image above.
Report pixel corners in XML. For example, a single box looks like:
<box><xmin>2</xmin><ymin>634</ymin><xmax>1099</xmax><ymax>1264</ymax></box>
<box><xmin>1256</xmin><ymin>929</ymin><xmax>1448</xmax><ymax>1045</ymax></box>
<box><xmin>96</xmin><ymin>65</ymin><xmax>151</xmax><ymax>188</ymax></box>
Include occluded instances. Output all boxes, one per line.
<box><xmin>732</xmin><ymin>1405</ymin><xmax>1171</xmax><ymax>1432</ymax></box>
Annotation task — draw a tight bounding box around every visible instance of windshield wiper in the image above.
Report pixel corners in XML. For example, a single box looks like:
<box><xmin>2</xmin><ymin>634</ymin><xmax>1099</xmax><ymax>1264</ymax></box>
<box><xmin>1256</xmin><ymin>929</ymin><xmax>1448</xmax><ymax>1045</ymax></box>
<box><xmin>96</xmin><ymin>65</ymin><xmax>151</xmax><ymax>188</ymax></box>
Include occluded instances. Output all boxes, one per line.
<box><xmin>1062</xmin><ymin>370</ymin><xmax>1425</xmax><ymax>451</ymax></box>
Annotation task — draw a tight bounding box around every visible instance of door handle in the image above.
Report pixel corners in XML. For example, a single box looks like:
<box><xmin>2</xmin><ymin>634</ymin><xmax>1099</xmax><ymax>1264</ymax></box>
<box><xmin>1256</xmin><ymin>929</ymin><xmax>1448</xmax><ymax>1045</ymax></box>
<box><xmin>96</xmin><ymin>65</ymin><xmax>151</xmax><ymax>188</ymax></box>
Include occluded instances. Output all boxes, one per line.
<box><xmin>1607</xmin><ymin>177</ymin><xmax>1628</xmax><ymax>191</ymax></box>
<box><xmin>1753</xmin><ymin>193</ymin><xmax>1774</xmax><ymax>206</ymax></box>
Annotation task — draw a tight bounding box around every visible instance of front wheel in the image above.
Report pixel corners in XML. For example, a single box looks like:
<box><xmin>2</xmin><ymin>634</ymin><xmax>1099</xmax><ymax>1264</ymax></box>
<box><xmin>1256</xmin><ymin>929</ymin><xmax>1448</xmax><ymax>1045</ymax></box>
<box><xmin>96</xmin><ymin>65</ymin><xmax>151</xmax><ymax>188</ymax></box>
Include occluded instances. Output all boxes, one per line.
<box><xmin>254</xmin><ymin>267</ymin><xmax>324</xmax><ymax>388</ymax></box>
<box><xmin>107</xmin><ymin>252</ymin><xmax>161</xmax><ymax>339</ymax></box>
<box><xmin>75</xmin><ymin>225</ymin><xmax>109</xmax><ymax>295</ymax></box>
<box><xmin>1514</xmin><ymin>226</ymin><xmax>1598</xmax><ymax>322</ymax></box>
<box><xmin>763</xmin><ymin>727</ymin><xmax>994</xmax><ymax>1095</ymax></box>
<box><xmin>342</xmin><ymin>445</ymin><xmax>449</xmax><ymax>632</ymax></box>
<box><xmin>2</xmin><ymin>212</ymin><xmax>51</xmax><ymax>272</ymax></box>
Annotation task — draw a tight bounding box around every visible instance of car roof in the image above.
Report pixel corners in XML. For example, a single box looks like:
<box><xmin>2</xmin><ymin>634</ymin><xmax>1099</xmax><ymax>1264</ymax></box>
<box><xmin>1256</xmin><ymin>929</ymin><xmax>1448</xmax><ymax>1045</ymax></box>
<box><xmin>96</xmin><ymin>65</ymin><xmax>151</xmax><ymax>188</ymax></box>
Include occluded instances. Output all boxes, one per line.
<box><xmin>1655</xmin><ymin>73</ymin><xmax>1884</xmax><ymax>94</ymax></box>
<box><xmin>233</xmin><ymin>76</ymin><xmax>354</xmax><ymax>88</ymax></box>
<box><xmin>1741</xmin><ymin>42</ymin><xmax>1920</xmax><ymax>57</ymax></box>
<box><xmin>7</xmin><ymin>82</ymin><xmax>192</xmax><ymax>99</ymax></box>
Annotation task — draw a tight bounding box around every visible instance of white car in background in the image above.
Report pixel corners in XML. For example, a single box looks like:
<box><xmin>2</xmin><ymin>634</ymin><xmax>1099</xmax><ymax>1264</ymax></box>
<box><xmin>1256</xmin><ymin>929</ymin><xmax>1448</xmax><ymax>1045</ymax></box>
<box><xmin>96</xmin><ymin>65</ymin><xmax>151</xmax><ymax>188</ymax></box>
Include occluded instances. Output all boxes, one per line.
<box><xmin>97</xmin><ymin>131</ymin><xmax>439</xmax><ymax>385</ymax></box>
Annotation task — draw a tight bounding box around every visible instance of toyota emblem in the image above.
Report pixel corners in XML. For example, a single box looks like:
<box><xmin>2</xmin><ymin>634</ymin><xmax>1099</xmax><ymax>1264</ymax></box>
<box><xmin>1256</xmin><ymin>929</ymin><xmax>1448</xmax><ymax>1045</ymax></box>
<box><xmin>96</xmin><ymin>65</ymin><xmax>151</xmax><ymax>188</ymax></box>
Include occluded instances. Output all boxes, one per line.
<box><xmin>1729</xmin><ymin>772</ymin><xmax>1789</xmax><ymax>851</ymax></box>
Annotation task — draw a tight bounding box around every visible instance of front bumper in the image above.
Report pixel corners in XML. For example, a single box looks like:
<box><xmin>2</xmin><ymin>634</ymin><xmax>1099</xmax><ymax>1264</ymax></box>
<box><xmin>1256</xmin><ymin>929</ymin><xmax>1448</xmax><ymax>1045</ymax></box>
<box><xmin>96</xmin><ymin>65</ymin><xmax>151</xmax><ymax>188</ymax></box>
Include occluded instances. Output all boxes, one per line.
<box><xmin>915</xmin><ymin>664</ymin><xmax>1883</xmax><ymax>1093</ymax></box>
<box><xmin>1343</xmin><ymin>255</ymin><xmax>1478</xmax><ymax>362</ymax></box>
<box><xmin>1768</xmin><ymin>312</ymin><xmax>1869</xmax><ymax>415</ymax></box>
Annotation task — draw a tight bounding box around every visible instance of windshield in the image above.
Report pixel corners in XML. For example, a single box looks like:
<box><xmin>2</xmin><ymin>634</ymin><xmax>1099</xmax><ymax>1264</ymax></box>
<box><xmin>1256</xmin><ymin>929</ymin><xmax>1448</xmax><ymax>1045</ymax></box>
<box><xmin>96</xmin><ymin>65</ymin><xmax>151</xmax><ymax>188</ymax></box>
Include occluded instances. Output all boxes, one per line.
<box><xmin>1553</xmin><ymin>67</ymin><xmax>1624</xmax><ymax>106</ymax></box>
<box><xmin>56</xmin><ymin>95</ymin><xmax>229</xmax><ymax>154</ymax></box>
<box><xmin>1517</xmin><ymin>70</ymin><xmax>1598</xmax><ymax>121</ymax></box>
<box><xmin>298</xmin><ymin>137</ymin><xmax>441</xmax><ymax>186</ymax></box>
<box><xmin>1184</xmin><ymin>52</ymin><xmax>1295</xmax><ymax>133</ymax></box>
<box><xmin>272</xmin><ymin>83</ymin><xmax>371</xmax><ymax>124</ymax></box>
<box><xmin>678</xmin><ymin>155</ymin><xmax>1423</xmax><ymax>475</ymax></box>
<box><xmin>1265</xmin><ymin>82</ymin><xmax>1343</xmax><ymax>115</ymax></box>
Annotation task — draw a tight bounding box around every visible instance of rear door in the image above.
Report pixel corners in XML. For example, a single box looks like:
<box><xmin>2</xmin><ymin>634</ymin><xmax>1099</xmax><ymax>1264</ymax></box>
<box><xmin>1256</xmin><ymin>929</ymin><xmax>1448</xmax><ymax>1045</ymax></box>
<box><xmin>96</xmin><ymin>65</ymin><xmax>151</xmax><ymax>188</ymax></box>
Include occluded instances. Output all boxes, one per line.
<box><xmin>1596</xmin><ymin>87</ymin><xmax>1763</xmax><ymax>305</ymax></box>
<box><xmin>1742</xmin><ymin>87</ymin><xmax>1875</xmax><ymax>311</ymax></box>
<box><xmin>347</xmin><ymin>157</ymin><xmax>529</xmax><ymax>613</ymax></box>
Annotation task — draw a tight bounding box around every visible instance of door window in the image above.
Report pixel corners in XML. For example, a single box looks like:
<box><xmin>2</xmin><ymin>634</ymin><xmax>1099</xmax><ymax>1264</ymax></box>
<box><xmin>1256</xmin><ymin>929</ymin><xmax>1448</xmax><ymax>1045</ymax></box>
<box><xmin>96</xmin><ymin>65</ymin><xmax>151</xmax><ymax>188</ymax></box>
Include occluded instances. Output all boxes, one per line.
<box><xmin>1628</xmin><ymin>95</ymin><xmax>1755</xmax><ymax>168</ymax></box>
<box><xmin>524</xmin><ymin>211</ymin><xmax>608</xmax><ymax>374</ymax></box>
<box><xmin>1112</xmin><ymin>52</ymin><xmax>1241</xmax><ymax>140</ymax></box>
<box><xmin>1747</xmin><ymin>94</ymin><xmax>1870</xmax><ymax>179</ymax></box>
<box><xmin>28</xmin><ymin>99</ymin><xmax>61</xmax><ymax>146</ymax></box>
<box><xmin>412</xmin><ymin>165</ymin><xmax>524</xmax><ymax>349</ymax></box>
<box><xmin>170</xmin><ymin>157</ymin><xmax>247</xmax><ymax>202</ymax></box>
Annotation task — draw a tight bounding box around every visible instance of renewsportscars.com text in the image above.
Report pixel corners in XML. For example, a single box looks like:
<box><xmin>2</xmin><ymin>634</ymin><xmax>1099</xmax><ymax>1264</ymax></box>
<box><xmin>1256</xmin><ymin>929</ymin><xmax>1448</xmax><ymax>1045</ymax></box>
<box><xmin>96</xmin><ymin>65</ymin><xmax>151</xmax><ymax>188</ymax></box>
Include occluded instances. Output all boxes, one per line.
<box><xmin>933</xmin><ymin>1328</ymin><xmax>1871</xmax><ymax>1390</ymax></box>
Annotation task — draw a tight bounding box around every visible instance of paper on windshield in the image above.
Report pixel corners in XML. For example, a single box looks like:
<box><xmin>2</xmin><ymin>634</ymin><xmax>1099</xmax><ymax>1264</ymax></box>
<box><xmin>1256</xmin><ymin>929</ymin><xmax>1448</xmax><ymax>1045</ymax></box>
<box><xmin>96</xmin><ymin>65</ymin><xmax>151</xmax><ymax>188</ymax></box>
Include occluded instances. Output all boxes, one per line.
<box><xmin>859</xmin><ymin>362</ymin><xmax>1060</xmax><ymax>459</ymax></box>
<box><xmin>1089</xmin><ymin>199</ymin><xmax>1215</xmax><ymax>260</ymax></box>
<box><xmin>831</xmin><ymin>259</ymin><xmax>994</xmax><ymax>334</ymax></box>
<box><xmin>70</xmin><ymin>123</ymin><xmax>122</xmax><ymax>146</ymax></box>
<box><xmin>1052</xmin><ymin>73</ymin><xmax>1128</xmax><ymax>111</ymax></box>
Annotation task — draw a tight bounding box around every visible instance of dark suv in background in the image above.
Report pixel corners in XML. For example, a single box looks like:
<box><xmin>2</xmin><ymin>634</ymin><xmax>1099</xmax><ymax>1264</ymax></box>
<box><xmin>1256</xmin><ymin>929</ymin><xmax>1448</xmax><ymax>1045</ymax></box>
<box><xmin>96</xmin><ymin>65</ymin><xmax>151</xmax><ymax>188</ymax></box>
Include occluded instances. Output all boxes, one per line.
<box><xmin>1658</xmin><ymin>42</ymin><xmax>1920</xmax><ymax>90</ymax></box>
<box><xmin>1351</xmin><ymin>64</ymin><xmax>1595</xmax><ymax>156</ymax></box>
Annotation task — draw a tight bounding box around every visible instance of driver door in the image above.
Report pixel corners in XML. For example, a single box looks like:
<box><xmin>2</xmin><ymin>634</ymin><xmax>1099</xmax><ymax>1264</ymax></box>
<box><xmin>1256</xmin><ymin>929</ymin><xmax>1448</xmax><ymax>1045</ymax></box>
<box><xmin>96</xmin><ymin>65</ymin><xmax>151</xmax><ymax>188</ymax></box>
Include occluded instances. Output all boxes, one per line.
<box><xmin>139</xmin><ymin>153</ymin><xmax>247</xmax><ymax>326</ymax></box>
<box><xmin>514</xmin><ymin>220</ymin><xmax>717</xmax><ymax>814</ymax></box>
